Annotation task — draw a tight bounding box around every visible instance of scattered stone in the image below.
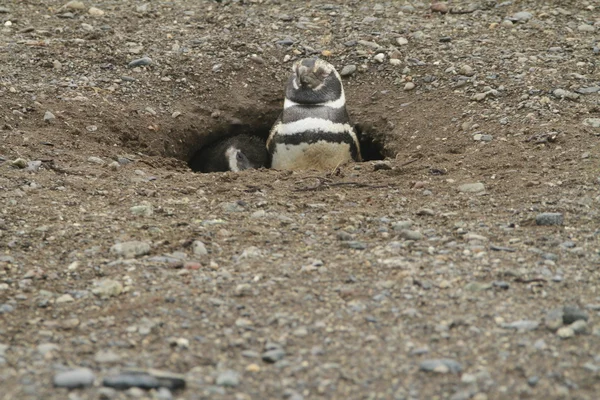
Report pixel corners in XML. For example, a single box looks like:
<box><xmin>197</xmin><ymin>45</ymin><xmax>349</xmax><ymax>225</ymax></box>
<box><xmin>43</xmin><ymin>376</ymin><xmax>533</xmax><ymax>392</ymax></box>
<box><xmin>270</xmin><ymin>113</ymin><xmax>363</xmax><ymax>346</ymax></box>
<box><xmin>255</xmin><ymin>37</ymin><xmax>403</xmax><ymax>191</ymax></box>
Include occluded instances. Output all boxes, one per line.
<box><xmin>583</xmin><ymin>118</ymin><xmax>600</xmax><ymax>128</ymax></box>
<box><xmin>91</xmin><ymin>280</ymin><xmax>123</xmax><ymax>298</ymax></box>
<box><xmin>0</xmin><ymin>7</ymin><xmax>10</xmax><ymax>13</ymax></box>
<box><xmin>419</xmin><ymin>359</ymin><xmax>462</xmax><ymax>374</ymax></box>
<box><xmin>44</xmin><ymin>111</ymin><xmax>55</xmax><ymax>123</ymax></box>
<box><xmin>392</xmin><ymin>221</ymin><xmax>412</xmax><ymax>231</ymax></box>
<box><xmin>578</xmin><ymin>24</ymin><xmax>595</xmax><ymax>33</ymax></box>
<box><xmin>130</xmin><ymin>202</ymin><xmax>154</xmax><ymax>217</ymax></box>
<box><xmin>511</xmin><ymin>11</ymin><xmax>533</xmax><ymax>22</ymax></box>
<box><xmin>110</xmin><ymin>241</ymin><xmax>151</xmax><ymax>258</ymax></box>
<box><xmin>88</xmin><ymin>7</ymin><xmax>105</xmax><ymax>16</ymax></box>
<box><xmin>11</xmin><ymin>158</ymin><xmax>28</xmax><ymax>169</ymax></box>
<box><xmin>557</xmin><ymin>326</ymin><xmax>574</xmax><ymax>339</ymax></box>
<box><xmin>562</xmin><ymin>306</ymin><xmax>588</xmax><ymax>325</ymax></box>
<box><xmin>396</xmin><ymin>37</ymin><xmax>408</xmax><ymax>46</ymax></box>
<box><xmin>373</xmin><ymin>160</ymin><xmax>392</xmax><ymax>170</ymax></box>
<box><xmin>216</xmin><ymin>370</ymin><xmax>240</xmax><ymax>387</ymax></box>
<box><xmin>262</xmin><ymin>343</ymin><xmax>285</xmax><ymax>363</ymax></box>
<box><xmin>342</xmin><ymin>241</ymin><xmax>367</xmax><ymax>250</ymax></box>
<box><xmin>399</xmin><ymin>229</ymin><xmax>423</xmax><ymax>241</ymax></box>
<box><xmin>570</xmin><ymin>320</ymin><xmax>588</xmax><ymax>334</ymax></box>
<box><xmin>430</xmin><ymin>2</ymin><xmax>449</xmax><ymax>13</ymax></box>
<box><xmin>458</xmin><ymin>182</ymin><xmax>485</xmax><ymax>193</ymax></box>
<box><xmin>501</xmin><ymin>320</ymin><xmax>539</xmax><ymax>332</ymax></box>
<box><xmin>128</xmin><ymin>57</ymin><xmax>153</xmax><ymax>68</ymax></box>
<box><xmin>53</xmin><ymin>368</ymin><xmax>95</xmax><ymax>388</ymax></box>
<box><xmin>459</xmin><ymin>65</ymin><xmax>474</xmax><ymax>76</ymax></box>
<box><xmin>404</xmin><ymin>82</ymin><xmax>416</xmax><ymax>91</ymax></box>
<box><xmin>64</xmin><ymin>1</ymin><xmax>85</xmax><ymax>11</ymax></box>
<box><xmin>192</xmin><ymin>240</ymin><xmax>208</xmax><ymax>256</ymax></box>
<box><xmin>552</xmin><ymin>89</ymin><xmax>579</xmax><ymax>101</ymax></box>
<box><xmin>94</xmin><ymin>350</ymin><xmax>121</xmax><ymax>364</ymax></box>
<box><xmin>56</xmin><ymin>294</ymin><xmax>74</xmax><ymax>303</ymax></box>
<box><xmin>535</xmin><ymin>213</ymin><xmax>563</xmax><ymax>226</ymax></box>
<box><xmin>88</xmin><ymin>156</ymin><xmax>105</xmax><ymax>165</ymax></box>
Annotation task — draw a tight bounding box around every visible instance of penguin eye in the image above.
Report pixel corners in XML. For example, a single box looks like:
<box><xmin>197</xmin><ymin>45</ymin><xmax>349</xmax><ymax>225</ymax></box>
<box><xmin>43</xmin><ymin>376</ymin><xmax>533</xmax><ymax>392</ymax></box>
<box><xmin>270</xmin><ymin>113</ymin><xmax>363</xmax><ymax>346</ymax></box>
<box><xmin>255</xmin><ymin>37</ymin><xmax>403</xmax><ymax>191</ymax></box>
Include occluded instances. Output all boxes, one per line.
<box><xmin>236</xmin><ymin>152</ymin><xmax>244</xmax><ymax>161</ymax></box>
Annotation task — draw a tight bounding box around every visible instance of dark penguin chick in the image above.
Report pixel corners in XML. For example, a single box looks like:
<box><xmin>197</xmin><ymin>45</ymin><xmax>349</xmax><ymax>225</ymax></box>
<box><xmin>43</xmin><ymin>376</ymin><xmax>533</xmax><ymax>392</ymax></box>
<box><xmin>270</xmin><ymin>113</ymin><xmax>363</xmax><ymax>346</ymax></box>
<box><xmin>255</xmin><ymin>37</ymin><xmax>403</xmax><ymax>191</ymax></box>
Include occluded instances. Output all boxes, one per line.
<box><xmin>193</xmin><ymin>134</ymin><xmax>269</xmax><ymax>173</ymax></box>
<box><xmin>267</xmin><ymin>58</ymin><xmax>362</xmax><ymax>170</ymax></box>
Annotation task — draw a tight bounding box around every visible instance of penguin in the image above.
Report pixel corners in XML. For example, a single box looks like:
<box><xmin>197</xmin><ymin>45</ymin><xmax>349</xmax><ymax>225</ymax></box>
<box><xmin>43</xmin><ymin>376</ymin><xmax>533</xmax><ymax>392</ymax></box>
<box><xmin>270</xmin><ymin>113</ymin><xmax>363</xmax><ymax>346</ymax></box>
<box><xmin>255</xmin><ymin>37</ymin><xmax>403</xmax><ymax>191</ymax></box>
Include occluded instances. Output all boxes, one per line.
<box><xmin>267</xmin><ymin>58</ymin><xmax>362</xmax><ymax>171</ymax></box>
<box><xmin>190</xmin><ymin>134</ymin><xmax>269</xmax><ymax>173</ymax></box>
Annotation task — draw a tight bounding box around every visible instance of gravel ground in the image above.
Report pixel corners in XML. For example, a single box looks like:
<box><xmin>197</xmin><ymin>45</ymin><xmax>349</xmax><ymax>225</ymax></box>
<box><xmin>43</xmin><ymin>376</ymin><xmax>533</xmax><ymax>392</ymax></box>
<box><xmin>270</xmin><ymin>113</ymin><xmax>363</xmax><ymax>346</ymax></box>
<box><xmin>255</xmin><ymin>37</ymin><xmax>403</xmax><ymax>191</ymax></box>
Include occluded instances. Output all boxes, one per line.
<box><xmin>1</xmin><ymin>0</ymin><xmax>600</xmax><ymax>399</ymax></box>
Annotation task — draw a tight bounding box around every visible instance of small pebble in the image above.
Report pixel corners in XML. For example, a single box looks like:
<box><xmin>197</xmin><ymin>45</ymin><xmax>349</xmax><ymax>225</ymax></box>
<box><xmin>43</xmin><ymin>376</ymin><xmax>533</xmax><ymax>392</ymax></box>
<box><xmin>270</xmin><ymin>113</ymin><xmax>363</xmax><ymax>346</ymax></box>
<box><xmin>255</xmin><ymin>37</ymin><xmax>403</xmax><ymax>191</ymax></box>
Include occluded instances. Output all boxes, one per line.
<box><xmin>419</xmin><ymin>359</ymin><xmax>462</xmax><ymax>374</ymax></box>
<box><xmin>458</xmin><ymin>182</ymin><xmax>485</xmax><ymax>193</ymax></box>
<box><xmin>216</xmin><ymin>370</ymin><xmax>240</xmax><ymax>387</ymax></box>
<box><xmin>53</xmin><ymin>368</ymin><xmax>95</xmax><ymax>388</ymax></box>
<box><xmin>44</xmin><ymin>111</ymin><xmax>55</xmax><ymax>123</ymax></box>
<box><xmin>535</xmin><ymin>213</ymin><xmax>563</xmax><ymax>226</ymax></box>
<box><xmin>128</xmin><ymin>57</ymin><xmax>153</xmax><ymax>68</ymax></box>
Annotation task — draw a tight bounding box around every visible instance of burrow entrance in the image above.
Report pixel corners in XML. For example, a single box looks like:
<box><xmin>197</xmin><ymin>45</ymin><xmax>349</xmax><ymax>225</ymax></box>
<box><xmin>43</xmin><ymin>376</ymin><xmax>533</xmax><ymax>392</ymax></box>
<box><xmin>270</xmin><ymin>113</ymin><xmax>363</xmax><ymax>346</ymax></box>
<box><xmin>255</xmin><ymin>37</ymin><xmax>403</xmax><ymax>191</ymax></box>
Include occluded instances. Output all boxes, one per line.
<box><xmin>182</xmin><ymin>107</ymin><xmax>387</xmax><ymax>173</ymax></box>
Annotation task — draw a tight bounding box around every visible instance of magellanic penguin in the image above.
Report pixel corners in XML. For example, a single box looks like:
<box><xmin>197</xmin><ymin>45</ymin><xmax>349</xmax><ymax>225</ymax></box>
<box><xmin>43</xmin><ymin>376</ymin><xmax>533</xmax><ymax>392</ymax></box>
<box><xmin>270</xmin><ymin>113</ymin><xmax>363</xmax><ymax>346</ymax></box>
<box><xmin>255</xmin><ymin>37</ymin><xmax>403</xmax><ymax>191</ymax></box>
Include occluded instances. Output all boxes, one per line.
<box><xmin>191</xmin><ymin>134</ymin><xmax>269</xmax><ymax>173</ymax></box>
<box><xmin>267</xmin><ymin>58</ymin><xmax>362</xmax><ymax>170</ymax></box>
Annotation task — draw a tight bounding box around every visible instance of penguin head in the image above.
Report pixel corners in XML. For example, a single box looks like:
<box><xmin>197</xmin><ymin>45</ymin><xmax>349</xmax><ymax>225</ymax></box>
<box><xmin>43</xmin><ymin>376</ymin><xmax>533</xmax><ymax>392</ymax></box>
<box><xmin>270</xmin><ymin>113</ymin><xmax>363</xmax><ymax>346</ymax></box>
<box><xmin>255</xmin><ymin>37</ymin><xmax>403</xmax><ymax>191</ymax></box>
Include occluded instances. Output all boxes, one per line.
<box><xmin>285</xmin><ymin>58</ymin><xmax>344</xmax><ymax>105</ymax></box>
<box><xmin>225</xmin><ymin>146</ymin><xmax>252</xmax><ymax>172</ymax></box>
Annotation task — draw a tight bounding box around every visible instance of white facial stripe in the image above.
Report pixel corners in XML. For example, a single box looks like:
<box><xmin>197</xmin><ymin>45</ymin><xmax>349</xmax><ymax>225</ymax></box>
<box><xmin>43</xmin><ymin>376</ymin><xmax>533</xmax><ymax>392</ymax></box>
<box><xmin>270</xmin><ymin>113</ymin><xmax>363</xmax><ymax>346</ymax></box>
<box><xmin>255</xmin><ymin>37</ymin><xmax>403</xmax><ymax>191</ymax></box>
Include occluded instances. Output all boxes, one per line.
<box><xmin>225</xmin><ymin>147</ymin><xmax>240</xmax><ymax>172</ymax></box>
<box><xmin>277</xmin><ymin>117</ymin><xmax>353</xmax><ymax>136</ymax></box>
<box><xmin>284</xmin><ymin>90</ymin><xmax>346</xmax><ymax>109</ymax></box>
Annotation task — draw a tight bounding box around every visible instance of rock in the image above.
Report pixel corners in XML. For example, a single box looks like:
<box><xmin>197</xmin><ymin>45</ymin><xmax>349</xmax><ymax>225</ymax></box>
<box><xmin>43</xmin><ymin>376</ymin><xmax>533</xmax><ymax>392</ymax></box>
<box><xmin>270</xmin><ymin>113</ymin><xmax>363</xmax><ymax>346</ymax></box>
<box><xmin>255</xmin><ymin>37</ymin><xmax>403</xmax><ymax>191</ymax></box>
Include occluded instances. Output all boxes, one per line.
<box><xmin>578</xmin><ymin>24</ymin><xmax>595</xmax><ymax>33</ymax></box>
<box><xmin>216</xmin><ymin>370</ymin><xmax>240</xmax><ymax>387</ymax></box>
<box><xmin>557</xmin><ymin>326</ymin><xmax>574</xmax><ymax>339</ymax></box>
<box><xmin>0</xmin><ymin>7</ymin><xmax>10</xmax><ymax>13</ymax></box>
<box><xmin>562</xmin><ymin>306</ymin><xmax>588</xmax><ymax>324</ymax></box>
<box><xmin>373</xmin><ymin>160</ymin><xmax>392</xmax><ymax>170</ymax></box>
<box><xmin>103</xmin><ymin>373</ymin><xmax>160</xmax><ymax>390</ymax></box>
<box><xmin>373</xmin><ymin>53</ymin><xmax>385</xmax><ymax>63</ymax></box>
<box><xmin>512</xmin><ymin>11</ymin><xmax>533</xmax><ymax>22</ymax></box>
<box><xmin>535</xmin><ymin>213</ymin><xmax>563</xmax><ymax>226</ymax></box>
<box><xmin>419</xmin><ymin>359</ymin><xmax>462</xmax><ymax>374</ymax></box>
<box><xmin>399</xmin><ymin>229</ymin><xmax>423</xmax><ymax>241</ymax></box>
<box><xmin>472</xmin><ymin>93</ymin><xmax>487</xmax><ymax>102</ymax></box>
<box><xmin>88</xmin><ymin>156</ymin><xmax>105</xmax><ymax>165</ymax></box>
<box><xmin>88</xmin><ymin>7</ymin><xmax>105</xmax><ymax>16</ymax></box>
<box><xmin>192</xmin><ymin>241</ymin><xmax>208</xmax><ymax>256</ymax></box>
<box><xmin>570</xmin><ymin>320</ymin><xmax>588</xmax><ymax>334</ymax></box>
<box><xmin>404</xmin><ymin>82</ymin><xmax>416</xmax><ymax>91</ymax></box>
<box><xmin>392</xmin><ymin>221</ymin><xmax>412</xmax><ymax>231</ymax></box>
<box><xmin>342</xmin><ymin>241</ymin><xmax>367</xmax><ymax>250</ymax></box>
<box><xmin>130</xmin><ymin>202</ymin><xmax>153</xmax><ymax>217</ymax></box>
<box><xmin>552</xmin><ymin>89</ymin><xmax>579</xmax><ymax>101</ymax></box>
<box><xmin>64</xmin><ymin>1</ymin><xmax>85</xmax><ymax>11</ymax></box>
<box><xmin>91</xmin><ymin>280</ymin><xmax>123</xmax><ymax>298</ymax></box>
<box><xmin>11</xmin><ymin>158</ymin><xmax>28</xmax><ymax>169</ymax></box>
<box><xmin>458</xmin><ymin>182</ymin><xmax>485</xmax><ymax>193</ymax></box>
<box><xmin>459</xmin><ymin>65</ymin><xmax>474</xmax><ymax>76</ymax></box>
<box><xmin>128</xmin><ymin>57</ymin><xmax>153</xmax><ymax>68</ymax></box>
<box><xmin>501</xmin><ymin>320</ymin><xmax>539</xmax><ymax>332</ymax></box>
<box><xmin>37</xmin><ymin>343</ymin><xmax>59</xmax><ymax>355</ymax></box>
<box><xmin>544</xmin><ymin>308</ymin><xmax>564</xmax><ymax>331</ymax></box>
<box><xmin>396</xmin><ymin>37</ymin><xmax>408</xmax><ymax>46</ymax></box>
<box><xmin>430</xmin><ymin>2</ymin><xmax>449</xmax><ymax>13</ymax></box>
<box><xmin>56</xmin><ymin>294</ymin><xmax>74</xmax><ymax>303</ymax></box>
<box><xmin>44</xmin><ymin>111</ymin><xmax>55</xmax><ymax>123</ymax></box>
<box><xmin>53</xmin><ymin>368</ymin><xmax>95</xmax><ymax>388</ymax></box>
<box><xmin>583</xmin><ymin>118</ymin><xmax>600</xmax><ymax>128</ymax></box>
<box><xmin>94</xmin><ymin>350</ymin><xmax>121</xmax><ymax>363</ymax></box>
<box><xmin>110</xmin><ymin>241</ymin><xmax>151</xmax><ymax>258</ymax></box>
<box><xmin>262</xmin><ymin>343</ymin><xmax>285</xmax><ymax>363</ymax></box>
<box><xmin>97</xmin><ymin>387</ymin><xmax>117</xmax><ymax>399</ymax></box>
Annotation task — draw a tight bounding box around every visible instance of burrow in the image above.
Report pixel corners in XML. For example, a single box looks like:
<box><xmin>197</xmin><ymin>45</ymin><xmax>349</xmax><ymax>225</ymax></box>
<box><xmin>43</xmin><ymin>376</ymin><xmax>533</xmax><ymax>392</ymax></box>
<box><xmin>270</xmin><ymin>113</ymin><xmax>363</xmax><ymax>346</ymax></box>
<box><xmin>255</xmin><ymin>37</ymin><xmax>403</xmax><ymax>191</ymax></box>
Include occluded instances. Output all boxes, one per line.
<box><xmin>158</xmin><ymin>104</ymin><xmax>390</xmax><ymax>173</ymax></box>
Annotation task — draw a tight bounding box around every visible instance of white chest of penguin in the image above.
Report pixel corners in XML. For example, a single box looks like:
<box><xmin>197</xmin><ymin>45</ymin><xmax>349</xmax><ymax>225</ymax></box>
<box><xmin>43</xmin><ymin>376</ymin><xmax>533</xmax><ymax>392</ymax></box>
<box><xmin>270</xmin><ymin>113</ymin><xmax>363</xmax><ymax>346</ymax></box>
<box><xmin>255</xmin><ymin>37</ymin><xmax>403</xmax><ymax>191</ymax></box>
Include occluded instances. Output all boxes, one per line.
<box><xmin>267</xmin><ymin>58</ymin><xmax>362</xmax><ymax>171</ymax></box>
